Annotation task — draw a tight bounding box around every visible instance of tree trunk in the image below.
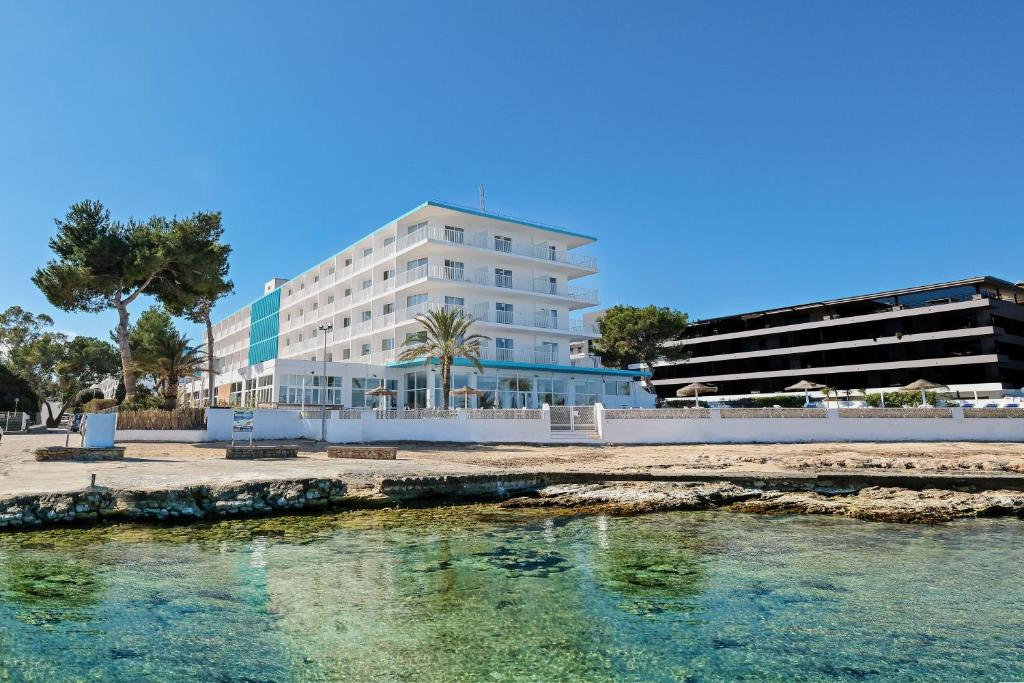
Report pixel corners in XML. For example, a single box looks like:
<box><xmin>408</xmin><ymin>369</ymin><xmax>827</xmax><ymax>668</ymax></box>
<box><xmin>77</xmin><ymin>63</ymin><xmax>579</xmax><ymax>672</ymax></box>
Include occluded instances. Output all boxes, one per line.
<box><xmin>114</xmin><ymin>301</ymin><xmax>137</xmax><ymax>402</ymax></box>
<box><xmin>205</xmin><ymin>308</ymin><xmax>216</xmax><ymax>407</ymax></box>
<box><xmin>441</xmin><ymin>362</ymin><xmax>450</xmax><ymax>410</ymax></box>
<box><xmin>40</xmin><ymin>388</ymin><xmax>55</xmax><ymax>427</ymax></box>
<box><xmin>163</xmin><ymin>378</ymin><xmax>177</xmax><ymax>411</ymax></box>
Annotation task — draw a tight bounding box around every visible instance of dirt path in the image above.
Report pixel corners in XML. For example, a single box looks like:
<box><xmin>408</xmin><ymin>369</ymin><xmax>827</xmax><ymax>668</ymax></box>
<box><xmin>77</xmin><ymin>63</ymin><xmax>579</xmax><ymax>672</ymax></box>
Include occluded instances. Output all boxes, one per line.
<box><xmin>2</xmin><ymin>432</ymin><xmax>1022</xmax><ymax>497</ymax></box>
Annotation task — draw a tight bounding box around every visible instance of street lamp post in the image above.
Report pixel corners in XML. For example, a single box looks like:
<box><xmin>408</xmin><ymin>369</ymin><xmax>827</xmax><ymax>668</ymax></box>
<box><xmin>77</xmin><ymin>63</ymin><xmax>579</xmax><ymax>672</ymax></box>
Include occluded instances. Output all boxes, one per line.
<box><xmin>318</xmin><ymin>323</ymin><xmax>333</xmax><ymax>442</ymax></box>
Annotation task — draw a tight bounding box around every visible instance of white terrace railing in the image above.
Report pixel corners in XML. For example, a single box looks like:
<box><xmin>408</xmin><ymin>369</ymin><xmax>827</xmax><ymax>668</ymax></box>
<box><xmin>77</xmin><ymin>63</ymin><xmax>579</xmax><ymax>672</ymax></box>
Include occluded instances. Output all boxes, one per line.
<box><xmin>394</xmin><ymin>223</ymin><xmax>598</xmax><ymax>270</ymax></box>
<box><xmin>393</xmin><ymin>300</ymin><xmax>599</xmax><ymax>336</ymax></box>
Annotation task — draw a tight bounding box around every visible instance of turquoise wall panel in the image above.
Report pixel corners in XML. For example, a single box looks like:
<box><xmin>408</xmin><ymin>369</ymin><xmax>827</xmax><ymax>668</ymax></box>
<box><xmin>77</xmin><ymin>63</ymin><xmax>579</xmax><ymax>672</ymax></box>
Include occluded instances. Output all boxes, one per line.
<box><xmin>248</xmin><ymin>288</ymin><xmax>281</xmax><ymax>365</ymax></box>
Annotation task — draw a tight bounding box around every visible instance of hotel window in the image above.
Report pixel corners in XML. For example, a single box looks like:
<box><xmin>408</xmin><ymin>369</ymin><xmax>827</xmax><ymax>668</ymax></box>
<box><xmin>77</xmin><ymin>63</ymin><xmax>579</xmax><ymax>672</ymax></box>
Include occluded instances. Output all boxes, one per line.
<box><xmin>299</xmin><ymin>307</ymin><xmax>303</xmax><ymax>317</ymax></box>
<box><xmin>495</xmin><ymin>268</ymin><xmax>512</xmax><ymax>288</ymax></box>
<box><xmin>354</xmin><ymin>378</ymin><xmax>398</xmax><ymax>409</ymax></box>
<box><xmin>574</xmin><ymin>379</ymin><xmax>602</xmax><ymax>406</ymax></box>
<box><xmin>329</xmin><ymin>266</ymin><xmax>335</xmax><ymax>274</ymax></box>
<box><xmin>362</xmin><ymin>279</ymin><xmax>372</xmax><ymax>290</ymax></box>
<box><xmin>444</xmin><ymin>225</ymin><xmax>465</xmax><ymax>244</ymax></box>
<box><xmin>496</xmin><ymin>302</ymin><xmax>514</xmax><ymax>324</ymax></box>
<box><xmin>548</xmin><ymin>246</ymin><xmax>557</xmax><ymax>261</ymax></box>
<box><xmin>360</xmin><ymin>343</ymin><xmax>371</xmax><ymax>356</ymax></box>
<box><xmin>606</xmin><ymin>380</ymin><xmax>632</xmax><ymax>396</ymax></box>
<box><xmin>325</xmin><ymin>352</ymin><xmax>332</xmax><ymax>362</ymax></box>
<box><xmin>405</xmin><ymin>371</ymin><xmax>429</xmax><ymax>409</ymax></box>
<box><xmin>496</xmin><ymin>337</ymin><xmax>514</xmax><ymax>361</ymax></box>
<box><xmin>382</xmin><ymin>338</ymin><xmax>394</xmax><ymax>351</ymax></box>
<box><xmin>285</xmin><ymin>337</ymin><xmax>290</xmax><ymax>347</ymax></box>
<box><xmin>343</xmin><ymin>317</ymin><xmax>351</xmax><ymax>328</ymax></box>
<box><xmin>288</xmin><ymin>288</ymin><xmax>292</xmax><ymax>296</ymax></box>
<box><xmin>443</xmin><ymin>259</ymin><xmax>464</xmax><ymax>280</ymax></box>
<box><xmin>314</xmin><ymin>275</ymin><xmax>319</xmax><ymax>283</ymax></box>
<box><xmin>344</xmin><ymin>258</ymin><xmax>352</xmax><ymax>267</ymax></box>
<box><xmin>539</xmin><ymin>341</ymin><xmax>558</xmax><ymax>362</ymax></box>
<box><xmin>407</xmin><ymin>221</ymin><xmax>427</xmax><ymax>235</ymax></box>
<box><xmin>382</xmin><ymin>268</ymin><xmax>395</xmax><ymax>281</ymax></box>
<box><xmin>342</xmin><ymin>348</ymin><xmax>351</xmax><ymax>360</ymax></box>
<box><xmin>286</xmin><ymin>313</ymin><xmax>291</xmax><ymax>321</ymax></box>
<box><xmin>494</xmin><ymin>235</ymin><xmax>511</xmax><ymax>252</ymax></box>
<box><xmin>382</xmin><ymin>303</ymin><xmax>394</xmax><ymax>315</ymax></box>
<box><xmin>312</xmin><ymin>302</ymin><xmax>318</xmax><ymax>310</ymax></box>
<box><xmin>300</xmin><ymin>282</ymin><xmax>305</xmax><ymax>290</ymax></box>
<box><xmin>548</xmin><ymin>277</ymin><xmax>558</xmax><ymax>295</ymax></box>
<box><xmin>344</xmin><ymin>288</ymin><xmax>352</xmax><ymax>297</ymax></box>
<box><xmin>406</xmin><ymin>257</ymin><xmax>428</xmax><ymax>272</ymax></box>
<box><xmin>327</xmin><ymin>295</ymin><xmax>334</xmax><ymax>304</ymax></box>
<box><xmin>362</xmin><ymin>247</ymin><xmax>373</xmax><ymax>258</ymax></box>
<box><xmin>383</xmin><ymin>236</ymin><xmax>395</xmax><ymax>247</ymax></box>
<box><xmin>537</xmin><ymin>377</ymin><xmax>567</xmax><ymax>406</ymax></box>
<box><xmin>298</xmin><ymin>333</ymin><xmax>303</xmax><ymax>342</ymax></box>
<box><xmin>407</xmin><ymin>293</ymin><xmax>427</xmax><ymax>307</ymax></box>
<box><xmin>361</xmin><ymin>310</ymin><xmax>372</xmax><ymax>322</ymax></box>
<box><xmin>444</xmin><ymin>295</ymin><xmax>464</xmax><ymax>311</ymax></box>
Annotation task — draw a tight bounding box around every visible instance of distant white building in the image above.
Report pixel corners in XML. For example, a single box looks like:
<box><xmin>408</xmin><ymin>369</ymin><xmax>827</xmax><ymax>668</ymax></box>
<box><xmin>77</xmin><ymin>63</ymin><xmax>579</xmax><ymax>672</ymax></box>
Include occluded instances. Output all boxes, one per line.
<box><xmin>183</xmin><ymin>201</ymin><xmax>653</xmax><ymax>409</ymax></box>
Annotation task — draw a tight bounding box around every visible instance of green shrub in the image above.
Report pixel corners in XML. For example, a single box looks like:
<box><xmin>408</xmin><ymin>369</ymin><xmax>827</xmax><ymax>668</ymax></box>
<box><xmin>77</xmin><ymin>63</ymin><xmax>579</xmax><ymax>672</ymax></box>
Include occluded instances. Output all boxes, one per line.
<box><xmin>727</xmin><ymin>394</ymin><xmax>807</xmax><ymax>408</ymax></box>
<box><xmin>865</xmin><ymin>391</ymin><xmax>936</xmax><ymax>407</ymax></box>
<box><xmin>119</xmin><ymin>394</ymin><xmax>164</xmax><ymax>411</ymax></box>
<box><xmin>82</xmin><ymin>398</ymin><xmax>118</xmax><ymax>413</ymax></box>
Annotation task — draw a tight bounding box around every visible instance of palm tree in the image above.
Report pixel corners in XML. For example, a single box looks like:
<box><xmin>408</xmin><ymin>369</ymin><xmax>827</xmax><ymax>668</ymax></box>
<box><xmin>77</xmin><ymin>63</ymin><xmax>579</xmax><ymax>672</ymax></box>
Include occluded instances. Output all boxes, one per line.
<box><xmin>138</xmin><ymin>332</ymin><xmax>205</xmax><ymax>410</ymax></box>
<box><xmin>397</xmin><ymin>307</ymin><xmax>489</xmax><ymax>410</ymax></box>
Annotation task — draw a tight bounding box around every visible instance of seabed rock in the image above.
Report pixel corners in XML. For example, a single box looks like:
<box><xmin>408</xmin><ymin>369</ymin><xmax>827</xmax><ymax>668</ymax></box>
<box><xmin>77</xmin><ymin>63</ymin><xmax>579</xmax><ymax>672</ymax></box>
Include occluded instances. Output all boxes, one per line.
<box><xmin>501</xmin><ymin>482</ymin><xmax>1024</xmax><ymax>523</ymax></box>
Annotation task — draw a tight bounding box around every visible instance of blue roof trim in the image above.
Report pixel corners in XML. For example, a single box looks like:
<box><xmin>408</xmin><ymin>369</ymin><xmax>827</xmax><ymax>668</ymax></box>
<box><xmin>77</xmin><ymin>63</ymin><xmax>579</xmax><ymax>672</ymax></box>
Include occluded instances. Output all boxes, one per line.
<box><xmin>386</xmin><ymin>357</ymin><xmax>651</xmax><ymax>377</ymax></box>
<box><xmin>423</xmin><ymin>200</ymin><xmax>597</xmax><ymax>242</ymax></box>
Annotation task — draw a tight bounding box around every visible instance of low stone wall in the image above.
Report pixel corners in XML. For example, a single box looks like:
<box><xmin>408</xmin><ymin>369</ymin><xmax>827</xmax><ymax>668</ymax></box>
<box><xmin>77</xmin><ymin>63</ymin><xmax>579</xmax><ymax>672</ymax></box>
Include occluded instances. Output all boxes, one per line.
<box><xmin>34</xmin><ymin>446</ymin><xmax>126</xmax><ymax>462</ymax></box>
<box><xmin>225</xmin><ymin>446</ymin><xmax>298</xmax><ymax>459</ymax></box>
<box><xmin>0</xmin><ymin>478</ymin><xmax>349</xmax><ymax>529</ymax></box>
<box><xmin>327</xmin><ymin>446</ymin><xmax>397</xmax><ymax>460</ymax></box>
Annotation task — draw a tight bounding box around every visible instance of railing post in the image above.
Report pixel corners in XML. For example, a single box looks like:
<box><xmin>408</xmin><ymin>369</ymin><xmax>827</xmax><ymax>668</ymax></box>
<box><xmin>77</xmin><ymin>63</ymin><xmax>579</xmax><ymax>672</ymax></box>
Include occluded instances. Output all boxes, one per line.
<box><xmin>594</xmin><ymin>402</ymin><xmax>605</xmax><ymax>439</ymax></box>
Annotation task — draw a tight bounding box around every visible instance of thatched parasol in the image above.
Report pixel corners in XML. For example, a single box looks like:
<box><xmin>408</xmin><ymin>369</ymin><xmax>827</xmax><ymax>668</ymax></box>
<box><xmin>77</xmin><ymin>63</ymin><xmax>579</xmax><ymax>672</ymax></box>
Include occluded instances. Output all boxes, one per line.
<box><xmin>450</xmin><ymin>385</ymin><xmax>482</xmax><ymax>407</ymax></box>
<box><xmin>900</xmin><ymin>379</ymin><xmax>946</xmax><ymax>407</ymax></box>
<box><xmin>366</xmin><ymin>385</ymin><xmax>397</xmax><ymax>409</ymax></box>
<box><xmin>675</xmin><ymin>382</ymin><xmax>718</xmax><ymax>407</ymax></box>
<box><xmin>785</xmin><ymin>379</ymin><xmax>826</xmax><ymax>406</ymax></box>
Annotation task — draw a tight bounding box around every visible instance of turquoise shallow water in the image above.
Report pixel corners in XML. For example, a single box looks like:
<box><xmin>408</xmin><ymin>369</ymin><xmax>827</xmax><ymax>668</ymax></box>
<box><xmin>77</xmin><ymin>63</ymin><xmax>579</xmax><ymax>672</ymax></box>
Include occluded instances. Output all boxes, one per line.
<box><xmin>0</xmin><ymin>508</ymin><xmax>1022</xmax><ymax>682</ymax></box>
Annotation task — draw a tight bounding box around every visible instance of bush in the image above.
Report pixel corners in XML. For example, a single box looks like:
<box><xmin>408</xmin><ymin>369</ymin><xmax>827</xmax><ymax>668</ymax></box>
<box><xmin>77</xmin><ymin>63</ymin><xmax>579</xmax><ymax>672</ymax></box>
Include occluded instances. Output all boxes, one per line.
<box><xmin>114</xmin><ymin>380</ymin><xmax>126</xmax><ymax>404</ymax></box>
<box><xmin>82</xmin><ymin>398</ymin><xmax>118</xmax><ymax>413</ymax></box>
<box><xmin>726</xmin><ymin>394</ymin><xmax>807</xmax><ymax>408</ymax></box>
<box><xmin>119</xmin><ymin>394</ymin><xmax>164</xmax><ymax>411</ymax></box>
<box><xmin>0</xmin><ymin>362</ymin><xmax>39</xmax><ymax>415</ymax></box>
<box><xmin>865</xmin><ymin>391</ymin><xmax>936</xmax><ymax>407</ymax></box>
<box><xmin>75</xmin><ymin>388</ymin><xmax>104</xmax><ymax>407</ymax></box>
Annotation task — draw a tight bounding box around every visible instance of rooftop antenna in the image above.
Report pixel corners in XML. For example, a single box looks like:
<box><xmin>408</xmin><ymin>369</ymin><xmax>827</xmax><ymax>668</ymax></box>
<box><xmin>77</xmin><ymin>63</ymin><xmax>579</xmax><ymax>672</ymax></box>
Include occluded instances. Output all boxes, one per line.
<box><xmin>479</xmin><ymin>184</ymin><xmax>486</xmax><ymax>212</ymax></box>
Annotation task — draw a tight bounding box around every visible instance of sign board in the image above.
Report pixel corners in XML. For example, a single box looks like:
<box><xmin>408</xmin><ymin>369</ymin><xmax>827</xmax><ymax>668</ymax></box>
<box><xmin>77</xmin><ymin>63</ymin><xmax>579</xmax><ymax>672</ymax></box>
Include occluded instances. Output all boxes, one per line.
<box><xmin>233</xmin><ymin>409</ymin><xmax>254</xmax><ymax>432</ymax></box>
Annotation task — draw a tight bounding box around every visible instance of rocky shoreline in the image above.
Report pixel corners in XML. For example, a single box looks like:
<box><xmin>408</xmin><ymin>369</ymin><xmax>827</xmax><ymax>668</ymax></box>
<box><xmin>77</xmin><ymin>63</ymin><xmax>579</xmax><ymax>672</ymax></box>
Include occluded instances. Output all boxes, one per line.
<box><xmin>500</xmin><ymin>481</ymin><xmax>1024</xmax><ymax>523</ymax></box>
<box><xmin>2</xmin><ymin>473</ymin><xmax>1024</xmax><ymax>530</ymax></box>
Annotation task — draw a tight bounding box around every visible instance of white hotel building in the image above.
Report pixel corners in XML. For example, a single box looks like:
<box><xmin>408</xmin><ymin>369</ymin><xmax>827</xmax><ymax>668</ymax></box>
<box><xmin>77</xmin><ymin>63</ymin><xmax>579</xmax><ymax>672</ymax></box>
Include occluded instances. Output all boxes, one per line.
<box><xmin>184</xmin><ymin>201</ymin><xmax>653</xmax><ymax>410</ymax></box>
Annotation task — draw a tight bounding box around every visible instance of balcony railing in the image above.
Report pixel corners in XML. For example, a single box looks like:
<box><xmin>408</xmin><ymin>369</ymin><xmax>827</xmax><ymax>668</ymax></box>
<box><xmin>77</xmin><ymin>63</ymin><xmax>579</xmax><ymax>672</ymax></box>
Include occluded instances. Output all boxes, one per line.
<box><xmin>421</xmin><ymin>264</ymin><xmax>598</xmax><ymax>303</ymax></box>
<box><xmin>394</xmin><ymin>223</ymin><xmax>597</xmax><ymax>270</ymax></box>
<box><xmin>392</xmin><ymin>300</ymin><xmax>597</xmax><ymax>335</ymax></box>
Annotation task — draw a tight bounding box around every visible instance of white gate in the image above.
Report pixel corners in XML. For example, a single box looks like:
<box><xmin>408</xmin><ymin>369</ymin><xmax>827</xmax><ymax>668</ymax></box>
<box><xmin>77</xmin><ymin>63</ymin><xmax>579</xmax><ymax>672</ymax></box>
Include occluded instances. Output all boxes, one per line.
<box><xmin>550</xmin><ymin>405</ymin><xmax>595</xmax><ymax>432</ymax></box>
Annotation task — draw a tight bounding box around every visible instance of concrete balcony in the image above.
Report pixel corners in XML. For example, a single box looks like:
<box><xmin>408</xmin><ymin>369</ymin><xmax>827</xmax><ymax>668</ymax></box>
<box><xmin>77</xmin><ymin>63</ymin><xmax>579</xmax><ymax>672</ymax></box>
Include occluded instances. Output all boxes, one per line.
<box><xmin>395</xmin><ymin>223</ymin><xmax>598</xmax><ymax>271</ymax></box>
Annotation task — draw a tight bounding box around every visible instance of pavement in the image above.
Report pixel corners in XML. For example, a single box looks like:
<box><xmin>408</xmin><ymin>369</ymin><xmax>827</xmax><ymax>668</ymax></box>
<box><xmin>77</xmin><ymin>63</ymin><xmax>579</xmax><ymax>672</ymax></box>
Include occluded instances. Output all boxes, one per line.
<box><xmin>2</xmin><ymin>431</ymin><xmax>1023</xmax><ymax>498</ymax></box>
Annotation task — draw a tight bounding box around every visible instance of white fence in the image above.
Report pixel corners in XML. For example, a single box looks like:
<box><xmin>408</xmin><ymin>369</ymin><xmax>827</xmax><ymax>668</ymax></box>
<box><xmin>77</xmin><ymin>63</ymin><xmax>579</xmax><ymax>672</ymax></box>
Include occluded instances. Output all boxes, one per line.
<box><xmin>111</xmin><ymin>405</ymin><xmax>1024</xmax><ymax>445</ymax></box>
<box><xmin>597</xmin><ymin>406</ymin><xmax>1024</xmax><ymax>443</ymax></box>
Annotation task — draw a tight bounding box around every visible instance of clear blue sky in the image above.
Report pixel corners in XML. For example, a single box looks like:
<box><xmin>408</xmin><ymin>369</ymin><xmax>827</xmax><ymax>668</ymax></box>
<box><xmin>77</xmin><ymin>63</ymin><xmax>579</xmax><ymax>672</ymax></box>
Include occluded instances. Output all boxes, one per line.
<box><xmin>1</xmin><ymin>1</ymin><xmax>1021</xmax><ymax>341</ymax></box>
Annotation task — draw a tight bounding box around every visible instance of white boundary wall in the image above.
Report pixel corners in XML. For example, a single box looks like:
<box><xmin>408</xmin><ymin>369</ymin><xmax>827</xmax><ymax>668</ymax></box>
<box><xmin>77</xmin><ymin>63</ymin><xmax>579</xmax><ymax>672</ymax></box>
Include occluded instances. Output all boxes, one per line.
<box><xmin>597</xmin><ymin>407</ymin><xmax>1024</xmax><ymax>443</ymax></box>
<box><xmin>112</xmin><ymin>406</ymin><xmax>1024</xmax><ymax>444</ymax></box>
<box><xmin>117</xmin><ymin>407</ymin><xmax>551</xmax><ymax>444</ymax></box>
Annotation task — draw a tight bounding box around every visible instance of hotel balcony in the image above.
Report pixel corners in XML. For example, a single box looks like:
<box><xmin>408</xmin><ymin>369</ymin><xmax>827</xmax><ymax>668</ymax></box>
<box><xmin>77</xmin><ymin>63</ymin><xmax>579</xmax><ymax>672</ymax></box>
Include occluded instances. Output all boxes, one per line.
<box><xmin>394</xmin><ymin>223</ymin><xmax>598</xmax><ymax>272</ymax></box>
